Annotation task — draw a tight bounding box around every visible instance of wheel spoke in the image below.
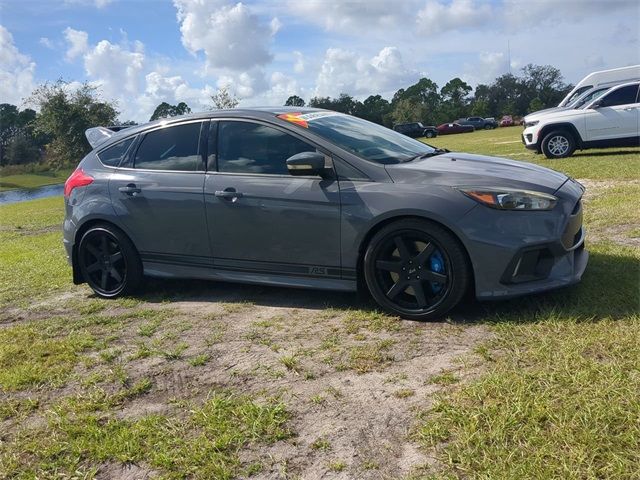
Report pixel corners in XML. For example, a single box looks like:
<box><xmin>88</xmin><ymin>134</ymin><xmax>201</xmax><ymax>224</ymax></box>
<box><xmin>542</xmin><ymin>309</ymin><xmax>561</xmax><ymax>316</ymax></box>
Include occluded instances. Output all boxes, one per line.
<box><xmin>394</xmin><ymin>237</ymin><xmax>412</xmax><ymax>261</ymax></box>
<box><xmin>100</xmin><ymin>269</ymin><xmax>108</xmax><ymax>289</ymax></box>
<box><xmin>425</xmin><ymin>270</ymin><xmax>447</xmax><ymax>284</ymax></box>
<box><xmin>386</xmin><ymin>280</ymin><xmax>406</xmax><ymax>299</ymax></box>
<box><xmin>376</xmin><ymin>260</ymin><xmax>402</xmax><ymax>273</ymax></box>
<box><xmin>110</xmin><ymin>252</ymin><xmax>123</xmax><ymax>264</ymax></box>
<box><xmin>414</xmin><ymin>243</ymin><xmax>435</xmax><ymax>266</ymax></box>
<box><xmin>412</xmin><ymin>281</ymin><xmax>428</xmax><ymax>308</ymax></box>
<box><xmin>86</xmin><ymin>262</ymin><xmax>101</xmax><ymax>273</ymax></box>
<box><xmin>101</xmin><ymin>235</ymin><xmax>109</xmax><ymax>255</ymax></box>
<box><xmin>86</xmin><ymin>244</ymin><xmax>100</xmax><ymax>258</ymax></box>
<box><xmin>109</xmin><ymin>267</ymin><xmax>122</xmax><ymax>283</ymax></box>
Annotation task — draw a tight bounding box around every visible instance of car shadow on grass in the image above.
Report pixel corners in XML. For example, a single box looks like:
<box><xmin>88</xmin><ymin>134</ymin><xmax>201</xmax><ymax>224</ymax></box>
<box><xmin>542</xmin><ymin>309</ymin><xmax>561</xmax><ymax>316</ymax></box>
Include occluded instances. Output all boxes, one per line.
<box><xmin>118</xmin><ymin>247</ymin><xmax>637</xmax><ymax>323</ymax></box>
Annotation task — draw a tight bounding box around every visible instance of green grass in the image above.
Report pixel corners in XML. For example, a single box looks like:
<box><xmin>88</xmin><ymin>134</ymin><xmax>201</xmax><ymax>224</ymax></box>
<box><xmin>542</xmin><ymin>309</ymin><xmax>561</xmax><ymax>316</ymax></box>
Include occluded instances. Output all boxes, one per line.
<box><xmin>0</xmin><ymin>196</ymin><xmax>69</xmax><ymax>307</ymax></box>
<box><xmin>0</xmin><ymin>168</ymin><xmax>73</xmax><ymax>191</ymax></box>
<box><xmin>414</xmin><ymin>127</ymin><xmax>640</xmax><ymax>479</ymax></box>
<box><xmin>0</xmin><ymin>323</ymin><xmax>95</xmax><ymax>391</ymax></box>
<box><xmin>423</xmin><ymin>127</ymin><xmax>640</xmax><ymax>180</ymax></box>
<box><xmin>1</xmin><ymin>391</ymin><xmax>290</xmax><ymax>479</ymax></box>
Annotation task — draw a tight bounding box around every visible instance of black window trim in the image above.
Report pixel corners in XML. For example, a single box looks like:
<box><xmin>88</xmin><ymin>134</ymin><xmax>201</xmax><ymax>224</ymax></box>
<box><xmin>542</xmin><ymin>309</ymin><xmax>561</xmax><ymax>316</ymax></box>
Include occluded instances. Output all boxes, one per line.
<box><xmin>119</xmin><ymin>119</ymin><xmax>207</xmax><ymax>174</ymax></box>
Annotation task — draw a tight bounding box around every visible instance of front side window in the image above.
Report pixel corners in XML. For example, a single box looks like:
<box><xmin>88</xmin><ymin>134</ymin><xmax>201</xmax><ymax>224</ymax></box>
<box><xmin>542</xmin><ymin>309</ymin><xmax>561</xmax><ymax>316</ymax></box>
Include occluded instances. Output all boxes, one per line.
<box><xmin>97</xmin><ymin>137</ymin><xmax>135</xmax><ymax>167</ymax></box>
<box><xmin>134</xmin><ymin>122</ymin><xmax>202</xmax><ymax>171</ymax></box>
<box><xmin>597</xmin><ymin>85</ymin><xmax>639</xmax><ymax>108</ymax></box>
<box><xmin>217</xmin><ymin>121</ymin><xmax>315</xmax><ymax>175</ymax></box>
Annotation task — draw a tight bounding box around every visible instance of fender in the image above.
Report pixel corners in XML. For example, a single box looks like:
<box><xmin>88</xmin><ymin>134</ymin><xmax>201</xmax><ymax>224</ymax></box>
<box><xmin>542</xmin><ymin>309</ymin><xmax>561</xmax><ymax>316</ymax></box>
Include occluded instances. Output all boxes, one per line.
<box><xmin>538</xmin><ymin>122</ymin><xmax>584</xmax><ymax>148</ymax></box>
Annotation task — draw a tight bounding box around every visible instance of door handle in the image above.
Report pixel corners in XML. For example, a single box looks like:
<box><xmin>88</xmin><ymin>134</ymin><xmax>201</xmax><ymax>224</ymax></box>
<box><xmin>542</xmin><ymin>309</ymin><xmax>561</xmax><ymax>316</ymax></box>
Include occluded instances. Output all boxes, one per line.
<box><xmin>623</xmin><ymin>107</ymin><xmax>636</xmax><ymax>111</ymax></box>
<box><xmin>118</xmin><ymin>184</ymin><xmax>141</xmax><ymax>196</ymax></box>
<box><xmin>214</xmin><ymin>189</ymin><xmax>243</xmax><ymax>200</ymax></box>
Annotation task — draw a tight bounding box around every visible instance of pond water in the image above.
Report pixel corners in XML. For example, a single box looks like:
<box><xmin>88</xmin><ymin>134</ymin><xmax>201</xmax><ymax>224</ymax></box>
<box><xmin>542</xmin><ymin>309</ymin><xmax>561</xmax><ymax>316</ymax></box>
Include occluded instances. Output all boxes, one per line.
<box><xmin>0</xmin><ymin>184</ymin><xmax>64</xmax><ymax>205</ymax></box>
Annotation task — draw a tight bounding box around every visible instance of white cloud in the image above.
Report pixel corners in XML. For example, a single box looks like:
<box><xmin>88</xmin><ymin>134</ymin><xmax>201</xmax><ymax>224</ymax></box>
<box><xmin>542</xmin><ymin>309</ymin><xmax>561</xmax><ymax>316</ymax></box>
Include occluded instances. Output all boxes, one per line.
<box><xmin>416</xmin><ymin>0</ymin><xmax>492</xmax><ymax>35</ymax></box>
<box><xmin>0</xmin><ymin>25</ymin><xmax>36</xmax><ymax>106</ymax></box>
<box><xmin>314</xmin><ymin>46</ymin><xmax>417</xmax><ymax>98</ymax></box>
<box><xmin>39</xmin><ymin>37</ymin><xmax>54</xmax><ymax>49</ymax></box>
<box><xmin>63</xmin><ymin>27</ymin><xmax>89</xmax><ymax>61</ymax></box>
<box><xmin>293</xmin><ymin>51</ymin><xmax>305</xmax><ymax>74</ymax></box>
<box><xmin>83</xmin><ymin>39</ymin><xmax>145</xmax><ymax>97</ymax></box>
<box><xmin>174</xmin><ymin>0</ymin><xmax>276</xmax><ymax>71</ymax></box>
<box><xmin>286</xmin><ymin>0</ymin><xmax>414</xmax><ymax>33</ymax></box>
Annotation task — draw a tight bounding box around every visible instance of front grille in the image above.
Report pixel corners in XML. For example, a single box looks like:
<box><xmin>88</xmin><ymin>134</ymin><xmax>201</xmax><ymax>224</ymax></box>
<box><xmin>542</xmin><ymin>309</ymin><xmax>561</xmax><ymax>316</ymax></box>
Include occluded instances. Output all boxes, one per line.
<box><xmin>562</xmin><ymin>199</ymin><xmax>583</xmax><ymax>250</ymax></box>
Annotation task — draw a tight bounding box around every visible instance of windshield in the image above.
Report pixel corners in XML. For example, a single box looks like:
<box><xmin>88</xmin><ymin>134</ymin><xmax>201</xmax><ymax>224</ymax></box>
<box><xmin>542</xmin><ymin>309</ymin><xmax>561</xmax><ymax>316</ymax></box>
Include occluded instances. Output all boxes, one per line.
<box><xmin>562</xmin><ymin>85</ymin><xmax>592</xmax><ymax>106</ymax></box>
<box><xmin>278</xmin><ymin>112</ymin><xmax>435</xmax><ymax>164</ymax></box>
<box><xmin>570</xmin><ymin>88</ymin><xmax>609</xmax><ymax>109</ymax></box>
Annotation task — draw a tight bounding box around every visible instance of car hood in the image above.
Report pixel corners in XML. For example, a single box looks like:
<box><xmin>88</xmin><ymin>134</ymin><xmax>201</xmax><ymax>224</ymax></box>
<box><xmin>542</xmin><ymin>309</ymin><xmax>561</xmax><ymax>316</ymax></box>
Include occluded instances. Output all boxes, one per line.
<box><xmin>524</xmin><ymin>106</ymin><xmax>567</xmax><ymax>122</ymax></box>
<box><xmin>385</xmin><ymin>152</ymin><xmax>568</xmax><ymax>193</ymax></box>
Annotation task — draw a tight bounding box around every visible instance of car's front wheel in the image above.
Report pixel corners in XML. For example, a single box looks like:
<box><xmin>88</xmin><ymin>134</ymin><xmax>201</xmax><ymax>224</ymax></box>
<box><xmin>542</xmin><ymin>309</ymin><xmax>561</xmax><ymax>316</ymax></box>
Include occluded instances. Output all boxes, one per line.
<box><xmin>78</xmin><ymin>224</ymin><xmax>142</xmax><ymax>298</ymax></box>
<box><xmin>541</xmin><ymin>130</ymin><xmax>576</xmax><ymax>158</ymax></box>
<box><xmin>363</xmin><ymin>219</ymin><xmax>470</xmax><ymax>321</ymax></box>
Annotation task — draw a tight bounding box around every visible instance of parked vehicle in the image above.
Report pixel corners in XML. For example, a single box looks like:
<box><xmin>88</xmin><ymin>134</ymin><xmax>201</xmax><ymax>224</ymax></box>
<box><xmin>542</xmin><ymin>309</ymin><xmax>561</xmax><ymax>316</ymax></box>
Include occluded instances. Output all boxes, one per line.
<box><xmin>526</xmin><ymin>65</ymin><xmax>640</xmax><ymax>120</ymax></box>
<box><xmin>522</xmin><ymin>81</ymin><xmax>640</xmax><ymax>158</ymax></box>
<box><xmin>437</xmin><ymin>123</ymin><xmax>475</xmax><ymax>135</ymax></box>
<box><xmin>458</xmin><ymin>117</ymin><xmax>498</xmax><ymax>130</ymax></box>
<box><xmin>500</xmin><ymin>115</ymin><xmax>514</xmax><ymax>127</ymax></box>
<box><xmin>523</xmin><ymin>85</ymin><xmax>613</xmax><ymax>126</ymax></box>
<box><xmin>393</xmin><ymin>122</ymin><xmax>438</xmax><ymax>138</ymax></box>
<box><xmin>65</xmin><ymin>108</ymin><xmax>587</xmax><ymax>321</ymax></box>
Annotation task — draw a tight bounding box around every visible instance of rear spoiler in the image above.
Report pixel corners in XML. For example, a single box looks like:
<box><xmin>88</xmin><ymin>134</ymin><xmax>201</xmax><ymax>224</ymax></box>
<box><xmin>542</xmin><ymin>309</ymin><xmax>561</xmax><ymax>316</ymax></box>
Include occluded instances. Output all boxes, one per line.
<box><xmin>85</xmin><ymin>126</ymin><xmax>115</xmax><ymax>149</ymax></box>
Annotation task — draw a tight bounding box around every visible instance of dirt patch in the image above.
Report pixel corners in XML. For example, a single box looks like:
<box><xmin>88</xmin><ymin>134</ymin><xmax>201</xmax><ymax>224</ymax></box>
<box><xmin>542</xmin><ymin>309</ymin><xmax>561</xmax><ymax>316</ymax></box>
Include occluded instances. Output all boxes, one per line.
<box><xmin>3</xmin><ymin>282</ymin><xmax>491</xmax><ymax>479</ymax></box>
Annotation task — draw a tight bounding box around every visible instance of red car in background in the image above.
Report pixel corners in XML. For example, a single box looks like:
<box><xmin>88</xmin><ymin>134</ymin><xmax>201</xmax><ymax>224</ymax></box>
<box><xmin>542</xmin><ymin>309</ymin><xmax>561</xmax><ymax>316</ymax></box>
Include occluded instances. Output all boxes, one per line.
<box><xmin>437</xmin><ymin>123</ymin><xmax>475</xmax><ymax>135</ymax></box>
<box><xmin>500</xmin><ymin>115</ymin><xmax>514</xmax><ymax>127</ymax></box>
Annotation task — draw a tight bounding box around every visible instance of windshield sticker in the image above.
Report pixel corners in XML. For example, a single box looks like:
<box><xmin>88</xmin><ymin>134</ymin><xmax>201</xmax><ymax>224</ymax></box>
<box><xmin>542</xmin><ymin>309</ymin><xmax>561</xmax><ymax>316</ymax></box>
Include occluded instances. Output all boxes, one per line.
<box><xmin>277</xmin><ymin>111</ymin><xmax>342</xmax><ymax>128</ymax></box>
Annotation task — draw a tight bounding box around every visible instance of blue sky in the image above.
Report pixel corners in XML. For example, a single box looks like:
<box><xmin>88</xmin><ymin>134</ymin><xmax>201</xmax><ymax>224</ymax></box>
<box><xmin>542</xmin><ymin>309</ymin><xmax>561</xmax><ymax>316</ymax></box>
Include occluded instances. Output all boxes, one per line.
<box><xmin>1</xmin><ymin>0</ymin><xmax>638</xmax><ymax>122</ymax></box>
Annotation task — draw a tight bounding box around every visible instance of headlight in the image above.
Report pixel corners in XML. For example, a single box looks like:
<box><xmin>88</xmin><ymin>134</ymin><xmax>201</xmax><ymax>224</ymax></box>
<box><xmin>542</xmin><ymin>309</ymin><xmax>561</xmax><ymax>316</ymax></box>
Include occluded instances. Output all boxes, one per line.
<box><xmin>457</xmin><ymin>187</ymin><xmax>557</xmax><ymax>210</ymax></box>
<box><xmin>524</xmin><ymin>120</ymin><xmax>539</xmax><ymax>128</ymax></box>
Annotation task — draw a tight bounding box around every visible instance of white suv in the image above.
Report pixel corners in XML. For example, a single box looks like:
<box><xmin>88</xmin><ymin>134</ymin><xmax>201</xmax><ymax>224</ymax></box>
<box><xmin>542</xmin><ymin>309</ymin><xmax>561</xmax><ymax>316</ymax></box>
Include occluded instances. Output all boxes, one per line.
<box><xmin>522</xmin><ymin>81</ymin><xmax>640</xmax><ymax>158</ymax></box>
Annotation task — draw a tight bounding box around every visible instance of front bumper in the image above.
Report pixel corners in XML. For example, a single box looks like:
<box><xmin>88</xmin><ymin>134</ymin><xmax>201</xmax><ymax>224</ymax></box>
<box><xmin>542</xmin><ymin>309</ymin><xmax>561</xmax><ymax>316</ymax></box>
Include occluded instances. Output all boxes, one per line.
<box><xmin>522</xmin><ymin>126</ymin><xmax>540</xmax><ymax>150</ymax></box>
<box><xmin>460</xmin><ymin>179</ymin><xmax>588</xmax><ymax>300</ymax></box>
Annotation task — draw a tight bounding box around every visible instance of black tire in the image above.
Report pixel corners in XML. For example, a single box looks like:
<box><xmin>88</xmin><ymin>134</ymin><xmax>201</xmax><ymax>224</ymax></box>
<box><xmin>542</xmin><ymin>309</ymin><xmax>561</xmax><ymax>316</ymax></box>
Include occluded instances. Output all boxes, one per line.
<box><xmin>363</xmin><ymin>219</ymin><xmax>470</xmax><ymax>321</ymax></box>
<box><xmin>541</xmin><ymin>130</ymin><xmax>576</xmax><ymax>159</ymax></box>
<box><xmin>78</xmin><ymin>223</ymin><xmax>142</xmax><ymax>298</ymax></box>
<box><xmin>425</xmin><ymin>130</ymin><xmax>435</xmax><ymax>138</ymax></box>
<box><xmin>484</xmin><ymin>124</ymin><xmax>492</xmax><ymax>130</ymax></box>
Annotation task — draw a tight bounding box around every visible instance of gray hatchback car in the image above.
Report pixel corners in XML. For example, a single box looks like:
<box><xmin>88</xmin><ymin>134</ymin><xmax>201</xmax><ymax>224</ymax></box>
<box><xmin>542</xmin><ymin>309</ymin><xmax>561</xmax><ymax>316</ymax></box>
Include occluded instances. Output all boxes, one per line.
<box><xmin>63</xmin><ymin>108</ymin><xmax>588</xmax><ymax>321</ymax></box>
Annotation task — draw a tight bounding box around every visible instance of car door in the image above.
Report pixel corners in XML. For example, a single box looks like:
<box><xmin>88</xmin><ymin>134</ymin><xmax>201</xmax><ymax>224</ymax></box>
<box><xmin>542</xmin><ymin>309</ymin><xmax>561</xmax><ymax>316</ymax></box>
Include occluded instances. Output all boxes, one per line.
<box><xmin>109</xmin><ymin>120</ymin><xmax>211</xmax><ymax>266</ymax></box>
<box><xmin>204</xmin><ymin>119</ymin><xmax>341</xmax><ymax>277</ymax></box>
<box><xmin>584</xmin><ymin>84</ymin><xmax>639</xmax><ymax>141</ymax></box>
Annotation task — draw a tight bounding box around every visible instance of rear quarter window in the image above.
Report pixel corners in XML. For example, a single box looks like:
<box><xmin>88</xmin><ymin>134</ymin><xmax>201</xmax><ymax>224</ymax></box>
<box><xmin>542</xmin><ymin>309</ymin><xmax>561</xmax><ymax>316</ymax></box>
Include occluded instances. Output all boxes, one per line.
<box><xmin>97</xmin><ymin>137</ymin><xmax>135</xmax><ymax>167</ymax></box>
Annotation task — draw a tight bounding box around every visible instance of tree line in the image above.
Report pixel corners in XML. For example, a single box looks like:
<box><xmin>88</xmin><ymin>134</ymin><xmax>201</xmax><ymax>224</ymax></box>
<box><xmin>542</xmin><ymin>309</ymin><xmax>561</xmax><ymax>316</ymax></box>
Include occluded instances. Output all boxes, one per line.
<box><xmin>0</xmin><ymin>64</ymin><xmax>569</xmax><ymax>169</ymax></box>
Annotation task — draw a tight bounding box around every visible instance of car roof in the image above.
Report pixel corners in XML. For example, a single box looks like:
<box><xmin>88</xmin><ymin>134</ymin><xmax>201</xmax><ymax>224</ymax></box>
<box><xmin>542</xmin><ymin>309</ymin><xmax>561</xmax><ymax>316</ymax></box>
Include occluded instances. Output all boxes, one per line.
<box><xmin>96</xmin><ymin>107</ymin><xmax>328</xmax><ymax>150</ymax></box>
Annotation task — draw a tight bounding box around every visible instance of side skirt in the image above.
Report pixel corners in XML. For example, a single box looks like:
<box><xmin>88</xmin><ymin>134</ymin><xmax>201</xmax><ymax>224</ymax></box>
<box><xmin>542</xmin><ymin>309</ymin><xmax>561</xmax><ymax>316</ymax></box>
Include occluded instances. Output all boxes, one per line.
<box><xmin>139</xmin><ymin>253</ymin><xmax>358</xmax><ymax>292</ymax></box>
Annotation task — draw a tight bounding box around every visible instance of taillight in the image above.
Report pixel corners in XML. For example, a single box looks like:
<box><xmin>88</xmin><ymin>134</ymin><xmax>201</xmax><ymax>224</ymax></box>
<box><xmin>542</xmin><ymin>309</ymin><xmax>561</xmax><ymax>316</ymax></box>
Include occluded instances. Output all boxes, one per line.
<box><xmin>64</xmin><ymin>168</ymin><xmax>94</xmax><ymax>198</ymax></box>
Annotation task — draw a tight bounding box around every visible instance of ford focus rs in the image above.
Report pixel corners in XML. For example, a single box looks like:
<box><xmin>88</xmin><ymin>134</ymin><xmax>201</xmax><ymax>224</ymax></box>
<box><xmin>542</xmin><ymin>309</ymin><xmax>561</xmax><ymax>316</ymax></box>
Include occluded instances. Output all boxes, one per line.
<box><xmin>64</xmin><ymin>108</ymin><xmax>588</xmax><ymax>321</ymax></box>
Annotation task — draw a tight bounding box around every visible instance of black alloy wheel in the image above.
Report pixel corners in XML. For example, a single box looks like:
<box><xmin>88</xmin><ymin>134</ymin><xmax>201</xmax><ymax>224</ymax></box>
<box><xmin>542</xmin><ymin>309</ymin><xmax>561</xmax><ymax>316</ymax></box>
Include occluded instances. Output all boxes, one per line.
<box><xmin>78</xmin><ymin>225</ymin><xmax>142</xmax><ymax>298</ymax></box>
<box><xmin>364</xmin><ymin>219</ymin><xmax>470</xmax><ymax>321</ymax></box>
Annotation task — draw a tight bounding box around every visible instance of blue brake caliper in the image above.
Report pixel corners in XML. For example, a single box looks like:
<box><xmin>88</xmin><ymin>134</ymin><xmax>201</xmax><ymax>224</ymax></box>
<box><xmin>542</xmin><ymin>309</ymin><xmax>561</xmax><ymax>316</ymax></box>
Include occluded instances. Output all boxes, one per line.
<box><xmin>429</xmin><ymin>249</ymin><xmax>445</xmax><ymax>293</ymax></box>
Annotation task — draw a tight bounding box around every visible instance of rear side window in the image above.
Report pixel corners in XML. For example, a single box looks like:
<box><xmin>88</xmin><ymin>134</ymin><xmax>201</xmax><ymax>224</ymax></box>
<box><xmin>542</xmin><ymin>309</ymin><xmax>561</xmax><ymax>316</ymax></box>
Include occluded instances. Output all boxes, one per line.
<box><xmin>134</xmin><ymin>122</ymin><xmax>202</xmax><ymax>171</ymax></box>
<box><xmin>97</xmin><ymin>137</ymin><xmax>134</xmax><ymax>167</ymax></box>
<box><xmin>217</xmin><ymin>121</ymin><xmax>315</xmax><ymax>175</ymax></box>
<box><xmin>598</xmin><ymin>85</ymin><xmax>639</xmax><ymax>108</ymax></box>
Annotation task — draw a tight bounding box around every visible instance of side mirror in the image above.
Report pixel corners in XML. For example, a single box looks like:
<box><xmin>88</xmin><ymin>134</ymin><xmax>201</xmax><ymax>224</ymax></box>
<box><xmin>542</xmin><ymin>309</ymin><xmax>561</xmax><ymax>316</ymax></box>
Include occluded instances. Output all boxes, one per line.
<box><xmin>286</xmin><ymin>151</ymin><xmax>329</xmax><ymax>177</ymax></box>
<box><xmin>591</xmin><ymin>100</ymin><xmax>603</xmax><ymax>109</ymax></box>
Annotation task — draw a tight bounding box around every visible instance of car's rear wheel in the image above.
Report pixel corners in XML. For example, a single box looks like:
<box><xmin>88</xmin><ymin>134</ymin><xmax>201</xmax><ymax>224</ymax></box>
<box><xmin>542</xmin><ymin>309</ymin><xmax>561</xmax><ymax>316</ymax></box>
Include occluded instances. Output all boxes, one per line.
<box><xmin>425</xmin><ymin>130</ymin><xmax>435</xmax><ymax>138</ymax></box>
<box><xmin>541</xmin><ymin>130</ymin><xmax>576</xmax><ymax>158</ymax></box>
<box><xmin>363</xmin><ymin>219</ymin><xmax>470</xmax><ymax>321</ymax></box>
<box><xmin>484</xmin><ymin>124</ymin><xmax>492</xmax><ymax>130</ymax></box>
<box><xmin>78</xmin><ymin>224</ymin><xmax>142</xmax><ymax>298</ymax></box>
